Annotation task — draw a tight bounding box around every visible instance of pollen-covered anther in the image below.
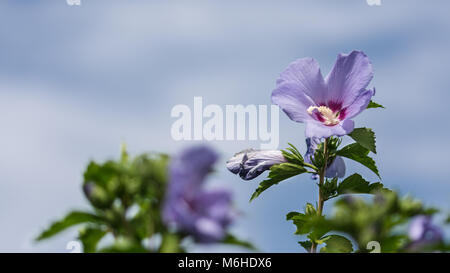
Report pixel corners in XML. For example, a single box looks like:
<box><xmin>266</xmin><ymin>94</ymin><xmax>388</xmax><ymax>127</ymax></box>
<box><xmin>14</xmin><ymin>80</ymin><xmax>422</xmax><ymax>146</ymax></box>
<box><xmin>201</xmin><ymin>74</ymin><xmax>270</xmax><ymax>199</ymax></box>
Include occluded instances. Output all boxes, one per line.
<box><xmin>307</xmin><ymin>106</ymin><xmax>340</xmax><ymax>126</ymax></box>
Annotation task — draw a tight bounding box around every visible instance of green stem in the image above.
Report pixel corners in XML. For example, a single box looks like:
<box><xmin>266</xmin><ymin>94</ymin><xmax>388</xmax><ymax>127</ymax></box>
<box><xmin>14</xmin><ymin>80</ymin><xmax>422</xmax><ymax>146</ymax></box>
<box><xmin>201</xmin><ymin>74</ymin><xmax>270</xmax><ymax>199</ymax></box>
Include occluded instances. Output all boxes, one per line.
<box><xmin>310</xmin><ymin>138</ymin><xmax>329</xmax><ymax>253</ymax></box>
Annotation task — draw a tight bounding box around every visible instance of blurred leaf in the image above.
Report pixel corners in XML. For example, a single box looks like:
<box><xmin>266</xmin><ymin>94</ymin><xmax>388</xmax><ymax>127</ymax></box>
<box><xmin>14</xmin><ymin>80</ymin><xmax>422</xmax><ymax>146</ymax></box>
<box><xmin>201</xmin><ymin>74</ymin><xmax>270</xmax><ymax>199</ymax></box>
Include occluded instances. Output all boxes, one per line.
<box><xmin>99</xmin><ymin>237</ymin><xmax>148</xmax><ymax>253</ymax></box>
<box><xmin>78</xmin><ymin>227</ymin><xmax>107</xmax><ymax>253</ymax></box>
<box><xmin>83</xmin><ymin>182</ymin><xmax>114</xmax><ymax>209</ymax></box>
<box><xmin>159</xmin><ymin>233</ymin><xmax>181</xmax><ymax>253</ymax></box>
<box><xmin>120</xmin><ymin>142</ymin><xmax>129</xmax><ymax>164</ymax></box>
<box><xmin>129</xmin><ymin>153</ymin><xmax>169</xmax><ymax>203</ymax></box>
<box><xmin>380</xmin><ymin>235</ymin><xmax>407</xmax><ymax>253</ymax></box>
<box><xmin>222</xmin><ymin>234</ymin><xmax>256</xmax><ymax>250</ymax></box>
<box><xmin>250</xmin><ymin>163</ymin><xmax>307</xmax><ymax>202</ymax></box>
<box><xmin>83</xmin><ymin>161</ymin><xmax>120</xmax><ymax>190</ymax></box>
<box><xmin>348</xmin><ymin>128</ymin><xmax>377</xmax><ymax>154</ymax></box>
<box><xmin>36</xmin><ymin>211</ymin><xmax>104</xmax><ymax>241</ymax></box>
<box><xmin>321</xmin><ymin>191</ymin><xmax>443</xmax><ymax>252</ymax></box>
<box><xmin>129</xmin><ymin>203</ymin><xmax>153</xmax><ymax>240</ymax></box>
<box><xmin>337</xmin><ymin>174</ymin><xmax>387</xmax><ymax>195</ymax></box>
<box><xmin>398</xmin><ymin>195</ymin><xmax>437</xmax><ymax>216</ymax></box>
<box><xmin>336</xmin><ymin>143</ymin><xmax>380</xmax><ymax>178</ymax></box>
<box><xmin>320</xmin><ymin>235</ymin><xmax>353</xmax><ymax>253</ymax></box>
<box><xmin>367</xmin><ymin>100</ymin><xmax>385</xmax><ymax>109</ymax></box>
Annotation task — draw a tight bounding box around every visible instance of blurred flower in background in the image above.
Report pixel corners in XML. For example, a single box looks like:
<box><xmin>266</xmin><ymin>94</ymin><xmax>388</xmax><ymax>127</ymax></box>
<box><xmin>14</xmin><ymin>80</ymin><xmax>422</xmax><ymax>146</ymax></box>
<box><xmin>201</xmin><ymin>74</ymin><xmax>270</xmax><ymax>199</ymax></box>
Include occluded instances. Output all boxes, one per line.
<box><xmin>163</xmin><ymin>146</ymin><xmax>234</xmax><ymax>243</ymax></box>
<box><xmin>408</xmin><ymin>215</ymin><xmax>443</xmax><ymax>251</ymax></box>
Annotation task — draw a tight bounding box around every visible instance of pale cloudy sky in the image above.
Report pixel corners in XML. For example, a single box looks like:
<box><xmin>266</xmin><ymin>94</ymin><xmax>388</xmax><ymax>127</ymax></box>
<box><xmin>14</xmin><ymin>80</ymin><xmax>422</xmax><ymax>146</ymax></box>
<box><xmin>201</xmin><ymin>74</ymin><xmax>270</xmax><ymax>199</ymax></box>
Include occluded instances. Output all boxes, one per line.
<box><xmin>0</xmin><ymin>0</ymin><xmax>449</xmax><ymax>252</ymax></box>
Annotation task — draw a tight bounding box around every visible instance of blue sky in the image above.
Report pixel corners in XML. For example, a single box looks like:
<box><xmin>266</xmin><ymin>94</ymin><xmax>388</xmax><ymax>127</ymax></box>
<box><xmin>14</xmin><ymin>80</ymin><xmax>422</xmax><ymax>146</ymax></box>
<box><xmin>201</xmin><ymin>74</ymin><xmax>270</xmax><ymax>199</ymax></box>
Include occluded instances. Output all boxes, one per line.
<box><xmin>0</xmin><ymin>0</ymin><xmax>449</xmax><ymax>252</ymax></box>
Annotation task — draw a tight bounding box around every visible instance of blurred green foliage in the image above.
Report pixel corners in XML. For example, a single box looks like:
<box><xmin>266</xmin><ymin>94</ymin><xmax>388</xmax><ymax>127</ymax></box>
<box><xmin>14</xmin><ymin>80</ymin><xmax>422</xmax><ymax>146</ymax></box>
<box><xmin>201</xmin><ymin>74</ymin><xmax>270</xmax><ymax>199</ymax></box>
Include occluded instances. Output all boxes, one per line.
<box><xmin>37</xmin><ymin>146</ymin><xmax>171</xmax><ymax>252</ymax></box>
<box><xmin>36</xmin><ymin>145</ymin><xmax>253</xmax><ymax>252</ymax></box>
<box><xmin>288</xmin><ymin>191</ymin><xmax>449</xmax><ymax>253</ymax></box>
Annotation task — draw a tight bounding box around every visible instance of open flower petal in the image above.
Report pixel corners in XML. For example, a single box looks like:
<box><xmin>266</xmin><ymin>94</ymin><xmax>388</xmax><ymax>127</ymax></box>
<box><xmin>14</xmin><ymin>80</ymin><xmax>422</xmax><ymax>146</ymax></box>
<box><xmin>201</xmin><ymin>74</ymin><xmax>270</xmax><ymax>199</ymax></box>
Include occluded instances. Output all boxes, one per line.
<box><xmin>343</xmin><ymin>88</ymin><xmax>375</xmax><ymax>119</ymax></box>
<box><xmin>325</xmin><ymin>51</ymin><xmax>373</xmax><ymax>108</ymax></box>
<box><xmin>272</xmin><ymin>82</ymin><xmax>317</xmax><ymax>123</ymax></box>
<box><xmin>276</xmin><ymin>57</ymin><xmax>328</xmax><ymax>104</ymax></box>
<box><xmin>273</xmin><ymin>51</ymin><xmax>374</xmax><ymax>139</ymax></box>
<box><xmin>305</xmin><ymin>119</ymin><xmax>354</xmax><ymax>139</ymax></box>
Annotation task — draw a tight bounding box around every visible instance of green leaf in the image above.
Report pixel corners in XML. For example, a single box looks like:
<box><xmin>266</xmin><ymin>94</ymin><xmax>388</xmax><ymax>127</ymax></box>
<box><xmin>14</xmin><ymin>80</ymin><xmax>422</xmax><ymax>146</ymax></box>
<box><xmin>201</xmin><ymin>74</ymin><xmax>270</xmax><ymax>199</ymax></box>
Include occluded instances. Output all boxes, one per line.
<box><xmin>288</xmin><ymin>212</ymin><xmax>331</xmax><ymax>247</ymax></box>
<box><xmin>287</xmin><ymin>213</ymin><xmax>312</xmax><ymax>235</ymax></box>
<box><xmin>222</xmin><ymin>234</ymin><xmax>256</xmax><ymax>250</ymax></box>
<box><xmin>298</xmin><ymin>240</ymin><xmax>312</xmax><ymax>252</ymax></box>
<box><xmin>337</xmin><ymin>174</ymin><xmax>387</xmax><ymax>195</ymax></box>
<box><xmin>320</xmin><ymin>178</ymin><xmax>339</xmax><ymax>201</ymax></box>
<box><xmin>320</xmin><ymin>235</ymin><xmax>353</xmax><ymax>253</ymax></box>
<box><xmin>282</xmin><ymin>143</ymin><xmax>304</xmax><ymax>165</ymax></box>
<box><xmin>36</xmin><ymin>211</ymin><xmax>104</xmax><ymax>241</ymax></box>
<box><xmin>367</xmin><ymin>100</ymin><xmax>385</xmax><ymax>109</ymax></box>
<box><xmin>286</xmin><ymin>212</ymin><xmax>325</xmax><ymax>235</ymax></box>
<box><xmin>348</xmin><ymin>127</ymin><xmax>377</xmax><ymax>154</ymax></box>
<box><xmin>336</xmin><ymin>143</ymin><xmax>380</xmax><ymax>178</ymax></box>
<box><xmin>286</xmin><ymin>211</ymin><xmax>301</xmax><ymax>220</ymax></box>
<box><xmin>308</xmin><ymin>227</ymin><xmax>332</xmax><ymax>244</ymax></box>
<box><xmin>250</xmin><ymin>163</ymin><xmax>307</xmax><ymax>202</ymax></box>
<box><xmin>78</xmin><ymin>227</ymin><xmax>107</xmax><ymax>253</ymax></box>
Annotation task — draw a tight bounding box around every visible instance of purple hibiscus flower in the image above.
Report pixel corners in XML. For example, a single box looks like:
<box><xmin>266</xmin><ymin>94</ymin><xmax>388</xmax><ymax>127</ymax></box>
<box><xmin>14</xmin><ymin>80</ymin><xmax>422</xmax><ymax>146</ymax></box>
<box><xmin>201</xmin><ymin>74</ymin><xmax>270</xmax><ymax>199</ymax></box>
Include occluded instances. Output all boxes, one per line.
<box><xmin>304</xmin><ymin>137</ymin><xmax>346</xmax><ymax>180</ymax></box>
<box><xmin>272</xmin><ymin>51</ymin><xmax>375</xmax><ymax>139</ymax></box>
<box><xmin>163</xmin><ymin>145</ymin><xmax>234</xmax><ymax>243</ymax></box>
<box><xmin>408</xmin><ymin>215</ymin><xmax>443</xmax><ymax>250</ymax></box>
<box><xmin>226</xmin><ymin>149</ymin><xmax>287</xmax><ymax>180</ymax></box>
